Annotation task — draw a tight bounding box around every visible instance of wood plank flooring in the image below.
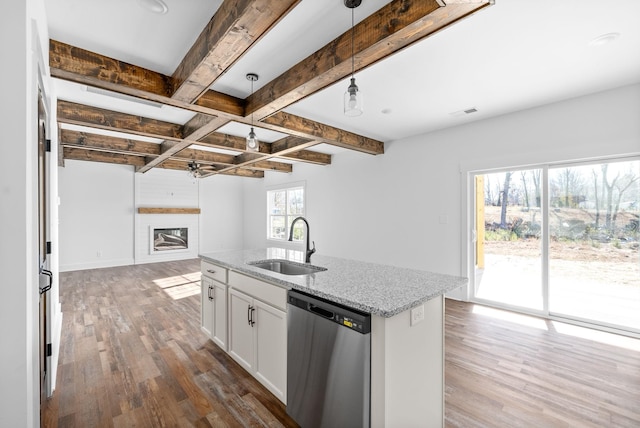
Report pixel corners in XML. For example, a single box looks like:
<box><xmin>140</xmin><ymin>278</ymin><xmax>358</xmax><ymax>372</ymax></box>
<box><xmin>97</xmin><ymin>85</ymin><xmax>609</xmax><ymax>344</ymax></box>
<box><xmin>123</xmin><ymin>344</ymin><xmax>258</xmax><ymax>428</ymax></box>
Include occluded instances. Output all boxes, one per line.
<box><xmin>42</xmin><ymin>260</ymin><xmax>640</xmax><ymax>427</ymax></box>
<box><xmin>445</xmin><ymin>301</ymin><xmax>640</xmax><ymax>427</ymax></box>
<box><xmin>42</xmin><ymin>259</ymin><xmax>298</xmax><ymax>427</ymax></box>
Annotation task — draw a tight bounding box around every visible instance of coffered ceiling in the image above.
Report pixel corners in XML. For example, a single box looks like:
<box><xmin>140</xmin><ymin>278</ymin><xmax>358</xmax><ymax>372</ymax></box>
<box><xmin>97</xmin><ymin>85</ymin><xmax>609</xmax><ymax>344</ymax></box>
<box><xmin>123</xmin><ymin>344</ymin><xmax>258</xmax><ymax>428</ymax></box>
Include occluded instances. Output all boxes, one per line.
<box><xmin>45</xmin><ymin>0</ymin><xmax>640</xmax><ymax>178</ymax></box>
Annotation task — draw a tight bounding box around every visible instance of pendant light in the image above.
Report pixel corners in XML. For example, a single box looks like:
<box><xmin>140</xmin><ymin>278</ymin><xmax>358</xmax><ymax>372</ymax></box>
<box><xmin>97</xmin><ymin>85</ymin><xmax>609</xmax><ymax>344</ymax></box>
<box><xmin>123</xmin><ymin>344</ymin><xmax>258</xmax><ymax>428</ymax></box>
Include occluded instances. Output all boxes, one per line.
<box><xmin>344</xmin><ymin>0</ymin><xmax>363</xmax><ymax>117</ymax></box>
<box><xmin>246</xmin><ymin>73</ymin><xmax>259</xmax><ymax>152</ymax></box>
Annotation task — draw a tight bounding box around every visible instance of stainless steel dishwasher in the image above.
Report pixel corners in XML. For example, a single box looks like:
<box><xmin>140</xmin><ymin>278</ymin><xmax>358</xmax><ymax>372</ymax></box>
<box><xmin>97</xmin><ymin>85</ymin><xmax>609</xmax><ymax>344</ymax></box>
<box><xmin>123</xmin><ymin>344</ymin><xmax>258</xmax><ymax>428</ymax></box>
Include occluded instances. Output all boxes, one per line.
<box><xmin>287</xmin><ymin>289</ymin><xmax>371</xmax><ymax>428</ymax></box>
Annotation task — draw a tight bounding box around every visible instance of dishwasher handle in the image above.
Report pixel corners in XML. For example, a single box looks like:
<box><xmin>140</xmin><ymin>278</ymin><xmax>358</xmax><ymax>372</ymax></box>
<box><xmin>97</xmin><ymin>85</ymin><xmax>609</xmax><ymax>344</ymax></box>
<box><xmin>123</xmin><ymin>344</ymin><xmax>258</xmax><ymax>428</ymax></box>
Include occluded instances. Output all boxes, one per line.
<box><xmin>308</xmin><ymin>303</ymin><xmax>334</xmax><ymax>320</ymax></box>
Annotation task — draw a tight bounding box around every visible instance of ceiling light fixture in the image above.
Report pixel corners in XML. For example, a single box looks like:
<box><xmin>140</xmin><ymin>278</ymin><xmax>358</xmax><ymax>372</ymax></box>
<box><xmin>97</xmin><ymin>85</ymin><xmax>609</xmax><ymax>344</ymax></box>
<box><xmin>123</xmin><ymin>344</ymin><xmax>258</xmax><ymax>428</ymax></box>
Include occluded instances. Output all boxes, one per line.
<box><xmin>344</xmin><ymin>0</ymin><xmax>363</xmax><ymax>117</ymax></box>
<box><xmin>137</xmin><ymin>0</ymin><xmax>168</xmax><ymax>15</ymax></box>
<box><xmin>187</xmin><ymin>160</ymin><xmax>215</xmax><ymax>179</ymax></box>
<box><xmin>589</xmin><ymin>32</ymin><xmax>621</xmax><ymax>47</ymax></box>
<box><xmin>187</xmin><ymin>160</ymin><xmax>203</xmax><ymax>179</ymax></box>
<box><xmin>246</xmin><ymin>73</ymin><xmax>260</xmax><ymax>152</ymax></box>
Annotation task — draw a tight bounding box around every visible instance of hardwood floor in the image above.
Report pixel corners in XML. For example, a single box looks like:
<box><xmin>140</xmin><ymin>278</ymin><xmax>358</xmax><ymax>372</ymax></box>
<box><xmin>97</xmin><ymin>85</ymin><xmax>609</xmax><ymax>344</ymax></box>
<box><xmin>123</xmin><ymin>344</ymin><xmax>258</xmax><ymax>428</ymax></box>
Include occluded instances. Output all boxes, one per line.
<box><xmin>445</xmin><ymin>300</ymin><xmax>640</xmax><ymax>427</ymax></box>
<box><xmin>42</xmin><ymin>260</ymin><xmax>640</xmax><ymax>427</ymax></box>
<box><xmin>42</xmin><ymin>259</ymin><xmax>298</xmax><ymax>427</ymax></box>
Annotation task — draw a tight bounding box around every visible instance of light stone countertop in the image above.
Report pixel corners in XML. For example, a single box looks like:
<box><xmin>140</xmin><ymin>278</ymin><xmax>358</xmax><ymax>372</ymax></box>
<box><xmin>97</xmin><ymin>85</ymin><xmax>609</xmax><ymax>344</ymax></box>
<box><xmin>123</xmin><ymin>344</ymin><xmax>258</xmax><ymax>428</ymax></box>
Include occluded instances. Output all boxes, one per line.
<box><xmin>199</xmin><ymin>248</ymin><xmax>467</xmax><ymax>317</ymax></box>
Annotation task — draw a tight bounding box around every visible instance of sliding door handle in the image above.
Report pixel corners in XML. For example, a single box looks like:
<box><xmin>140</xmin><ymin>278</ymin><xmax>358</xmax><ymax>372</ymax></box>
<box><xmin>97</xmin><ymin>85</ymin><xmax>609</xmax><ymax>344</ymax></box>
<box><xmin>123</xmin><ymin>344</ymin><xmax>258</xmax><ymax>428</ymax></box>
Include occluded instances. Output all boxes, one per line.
<box><xmin>40</xmin><ymin>269</ymin><xmax>53</xmax><ymax>294</ymax></box>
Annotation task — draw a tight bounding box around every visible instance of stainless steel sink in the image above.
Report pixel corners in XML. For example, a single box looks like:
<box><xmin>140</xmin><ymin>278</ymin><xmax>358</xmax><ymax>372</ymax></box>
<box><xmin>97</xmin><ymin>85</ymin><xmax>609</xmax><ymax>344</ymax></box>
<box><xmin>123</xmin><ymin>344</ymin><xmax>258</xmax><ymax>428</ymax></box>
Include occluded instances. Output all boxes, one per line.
<box><xmin>248</xmin><ymin>259</ymin><xmax>327</xmax><ymax>276</ymax></box>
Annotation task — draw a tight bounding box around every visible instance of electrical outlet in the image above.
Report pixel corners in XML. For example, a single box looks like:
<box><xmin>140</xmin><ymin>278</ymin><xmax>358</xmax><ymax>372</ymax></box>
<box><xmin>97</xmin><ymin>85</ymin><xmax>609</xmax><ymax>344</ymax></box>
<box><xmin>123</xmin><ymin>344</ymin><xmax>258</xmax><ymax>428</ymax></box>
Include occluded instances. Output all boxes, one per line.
<box><xmin>411</xmin><ymin>304</ymin><xmax>425</xmax><ymax>326</ymax></box>
<box><xmin>96</xmin><ymin>251</ymin><xmax>102</xmax><ymax>258</ymax></box>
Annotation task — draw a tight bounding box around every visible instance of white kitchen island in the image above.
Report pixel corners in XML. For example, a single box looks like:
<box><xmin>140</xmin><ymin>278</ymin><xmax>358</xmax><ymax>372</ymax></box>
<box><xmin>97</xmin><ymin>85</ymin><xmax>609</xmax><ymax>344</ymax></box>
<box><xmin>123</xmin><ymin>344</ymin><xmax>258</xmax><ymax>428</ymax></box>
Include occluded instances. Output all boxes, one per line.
<box><xmin>200</xmin><ymin>248</ymin><xmax>467</xmax><ymax>428</ymax></box>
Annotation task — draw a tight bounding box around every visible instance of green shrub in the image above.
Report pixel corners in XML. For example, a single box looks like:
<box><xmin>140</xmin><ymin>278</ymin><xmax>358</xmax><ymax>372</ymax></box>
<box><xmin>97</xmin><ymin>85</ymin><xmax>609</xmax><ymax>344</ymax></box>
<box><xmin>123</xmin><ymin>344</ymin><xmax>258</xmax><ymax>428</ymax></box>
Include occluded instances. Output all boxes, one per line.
<box><xmin>485</xmin><ymin>229</ymin><xmax>518</xmax><ymax>241</ymax></box>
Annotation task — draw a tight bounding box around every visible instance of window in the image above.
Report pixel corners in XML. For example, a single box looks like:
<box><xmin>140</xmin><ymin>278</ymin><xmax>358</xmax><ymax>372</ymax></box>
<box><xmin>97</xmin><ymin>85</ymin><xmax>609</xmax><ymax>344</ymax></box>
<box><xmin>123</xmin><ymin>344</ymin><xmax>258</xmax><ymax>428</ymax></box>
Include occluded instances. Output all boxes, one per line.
<box><xmin>267</xmin><ymin>185</ymin><xmax>305</xmax><ymax>241</ymax></box>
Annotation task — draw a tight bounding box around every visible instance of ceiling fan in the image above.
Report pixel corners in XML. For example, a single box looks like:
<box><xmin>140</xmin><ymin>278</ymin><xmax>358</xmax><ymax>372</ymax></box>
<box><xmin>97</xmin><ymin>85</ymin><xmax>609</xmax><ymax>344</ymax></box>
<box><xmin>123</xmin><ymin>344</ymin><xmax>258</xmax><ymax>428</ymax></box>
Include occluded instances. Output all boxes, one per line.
<box><xmin>187</xmin><ymin>160</ymin><xmax>216</xmax><ymax>178</ymax></box>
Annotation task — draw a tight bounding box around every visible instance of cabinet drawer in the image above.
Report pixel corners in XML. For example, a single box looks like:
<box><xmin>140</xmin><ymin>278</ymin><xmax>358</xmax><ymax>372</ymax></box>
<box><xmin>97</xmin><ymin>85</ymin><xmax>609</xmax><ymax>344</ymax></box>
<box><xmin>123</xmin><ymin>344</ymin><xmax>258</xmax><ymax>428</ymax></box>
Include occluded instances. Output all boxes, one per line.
<box><xmin>228</xmin><ymin>271</ymin><xmax>287</xmax><ymax>311</ymax></box>
<box><xmin>201</xmin><ymin>260</ymin><xmax>227</xmax><ymax>283</ymax></box>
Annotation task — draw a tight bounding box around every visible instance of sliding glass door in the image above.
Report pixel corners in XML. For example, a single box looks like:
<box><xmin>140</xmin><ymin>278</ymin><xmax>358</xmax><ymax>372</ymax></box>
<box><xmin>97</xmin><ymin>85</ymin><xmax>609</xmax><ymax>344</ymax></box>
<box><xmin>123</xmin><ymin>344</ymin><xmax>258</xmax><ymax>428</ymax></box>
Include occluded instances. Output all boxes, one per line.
<box><xmin>474</xmin><ymin>168</ymin><xmax>544</xmax><ymax>311</ymax></box>
<box><xmin>472</xmin><ymin>158</ymin><xmax>640</xmax><ymax>334</ymax></box>
<box><xmin>548</xmin><ymin>160</ymin><xmax>640</xmax><ymax>330</ymax></box>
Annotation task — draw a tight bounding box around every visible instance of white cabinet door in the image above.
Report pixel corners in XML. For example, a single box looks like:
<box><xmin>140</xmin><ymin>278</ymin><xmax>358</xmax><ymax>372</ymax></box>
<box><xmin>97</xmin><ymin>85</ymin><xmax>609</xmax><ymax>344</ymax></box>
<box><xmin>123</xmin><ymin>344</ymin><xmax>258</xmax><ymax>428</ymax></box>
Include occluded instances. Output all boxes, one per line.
<box><xmin>212</xmin><ymin>280</ymin><xmax>227</xmax><ymax>350</ymax></box>
<box><xmin>228</xmin><ymin>288</ymin><xmax>255</xmax><ymax>372</ymax></box>
<box><xmin>201</xmin><ymin>276</ymin><xmax>228</xmax><ymax>350</ymax></box>
<box><xmin>201</xmin><ymin>276</ymin><xmax>214</xmax><ymax>338</ymax></box>
<box><xmin>254</xmin><ymin>299</ymin><xmax>287</xmax><ymax>403</ymax></box>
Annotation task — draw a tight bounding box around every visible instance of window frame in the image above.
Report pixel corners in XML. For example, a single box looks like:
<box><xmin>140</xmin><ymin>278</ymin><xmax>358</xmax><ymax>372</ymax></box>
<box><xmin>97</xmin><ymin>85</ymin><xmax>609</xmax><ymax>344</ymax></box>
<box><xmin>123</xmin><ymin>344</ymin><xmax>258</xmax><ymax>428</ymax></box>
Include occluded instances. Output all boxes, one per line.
<box><xmin>266</xmin><ymin>182</ymin><xmax>306</xmax><ymax>244</ymax></box>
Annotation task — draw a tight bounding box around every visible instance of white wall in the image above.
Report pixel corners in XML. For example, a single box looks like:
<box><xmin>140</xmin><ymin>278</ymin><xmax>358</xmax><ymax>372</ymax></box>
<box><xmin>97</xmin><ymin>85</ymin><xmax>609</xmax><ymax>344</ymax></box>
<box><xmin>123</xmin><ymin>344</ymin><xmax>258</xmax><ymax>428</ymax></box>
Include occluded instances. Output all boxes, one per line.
<box><xmin>135</xmin><ymin>168</ymin><xmax>200</xmax><ymax>264</ymax></box>
<box><xmin>0</xmin><ymin>0</ymin><xmax>49</xmax><ymax>425</ymax></box>
<box><xmin>199</xmin><ymin>174</ymin><xmax>246</xmax><ymax>253</ymax></box>
<box><xmin>244</xmin><ymin>85</ymin><xmax>640</xmax><ymax>294</ymax></box>
<box><xmin>58</xmin><ymin>162</ymin><xmax>246</xmax><ymax>269</ymax></box>
<box><xmin>58</xmin><ymin>160</ymin><xmax>135</xmax><ymax>271</ymax></box>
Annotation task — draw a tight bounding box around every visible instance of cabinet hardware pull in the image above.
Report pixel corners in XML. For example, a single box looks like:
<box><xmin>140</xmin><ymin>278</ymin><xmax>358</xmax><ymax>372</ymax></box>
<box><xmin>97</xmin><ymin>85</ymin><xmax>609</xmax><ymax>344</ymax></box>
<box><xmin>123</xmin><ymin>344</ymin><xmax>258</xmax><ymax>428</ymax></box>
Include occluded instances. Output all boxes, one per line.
<box><xmin>250</xmin><ymin>307</ymin><xmax>256</xmax><ymax>327</ymax></box>
<box><xmin>208</xmin><ymin>286</ymin><xmax>214</xmax><ymax>301</ymax></box>
<box><xmin>247</xmin><ymin>305</ymin><xmax>252</xmax><ymax>326</ymax></box>
<box><xmin>207</xmin><ymin>269</ymin><xmax>216</xmax><ymax>274</ymax></box>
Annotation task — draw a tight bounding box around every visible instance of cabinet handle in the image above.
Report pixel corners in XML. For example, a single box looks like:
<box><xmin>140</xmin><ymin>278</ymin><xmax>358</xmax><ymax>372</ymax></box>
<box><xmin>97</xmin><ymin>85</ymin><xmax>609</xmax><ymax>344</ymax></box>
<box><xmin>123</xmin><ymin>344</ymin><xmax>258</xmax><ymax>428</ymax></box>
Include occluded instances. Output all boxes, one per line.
<box><xmin>250</xmin><ymin>307</ymin><xmax>256</xmax><ymax>327</ymax></box>
<box><xmin>208</xmin><ymin>286</ymin><xmax>214</xmax><ymax>301</ymax></box>
<box><xmin>207</xmin><ymin>269</ymin><xmax>216</xmax><ymax>274</ymax></box>
<box><xmin>247</xmin><ymin>305</ymin><xmax>252</xmax><ymax>326</ymax></box>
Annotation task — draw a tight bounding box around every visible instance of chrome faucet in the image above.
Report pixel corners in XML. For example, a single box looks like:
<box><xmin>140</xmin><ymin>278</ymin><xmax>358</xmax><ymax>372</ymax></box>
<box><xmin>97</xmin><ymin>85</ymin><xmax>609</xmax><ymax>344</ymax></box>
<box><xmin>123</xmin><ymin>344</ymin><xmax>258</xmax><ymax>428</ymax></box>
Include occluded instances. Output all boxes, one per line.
<box><xmin>288</xmin><ymin>216</ymin><xmax>316</xmax><ymax>263</ymax></box>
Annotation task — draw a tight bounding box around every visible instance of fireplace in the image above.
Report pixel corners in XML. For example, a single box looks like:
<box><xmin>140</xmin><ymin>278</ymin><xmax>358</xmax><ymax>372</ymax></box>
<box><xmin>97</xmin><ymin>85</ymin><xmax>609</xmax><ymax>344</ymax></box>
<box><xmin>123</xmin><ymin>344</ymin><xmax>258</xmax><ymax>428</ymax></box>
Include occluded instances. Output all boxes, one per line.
<box><xmin>152</xmin><ymin>227</ymin><xmax>188</xmax><ymax>252</ymax></box>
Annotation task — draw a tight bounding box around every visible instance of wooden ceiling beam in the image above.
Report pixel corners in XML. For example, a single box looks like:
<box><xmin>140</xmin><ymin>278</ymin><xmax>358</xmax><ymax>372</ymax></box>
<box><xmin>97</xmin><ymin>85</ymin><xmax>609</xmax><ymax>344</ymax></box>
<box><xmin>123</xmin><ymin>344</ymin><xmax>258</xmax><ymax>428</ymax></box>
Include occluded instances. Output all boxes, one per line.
<box><xmin>136</xmin><ymin>115</ymin><xmax>231</xmax><ymax>173</ymax></box>
<box><xmin>246</xmin><ymin>0</ymin><xmax>492</xmax><ymax>120</ymax></box>
<box><xmin>172</xmin><ymin>145</ymin><xmax>292</xmax><ymax>173</ymax></box>
<box><xmin>170</xmin><ymin>146</ymin><xmax>236</xmax><ymax>165</ymax></box>
<box><xmin>209</xmin><ymin>134</ymin><xmax>321</xmax><ymax>176</ymax></box>
<box><xmin>275</xmin><ymin>150</ymin><xmax>331</xmax><ymax>165</ymax></box>
<box><xmin>60</xmin><ymin>129</ymin><xmax>160</xmax><ymax>156</ymax></box>
<box><xmin>57</xmin><ymin>100</ymin><xmax>183</xmax><ymax>140</ymax></box>
<box><xmin>49</xmin><ymin>42</ymin><xmax>384</xmax><ymax>154</ymax></box>
<box><xmin>50</xmin><ymin>39</ymin><xmax>244</xmax><ymax>117</ymax></box>
<box><xmin>262</xmin><ymin>111</ymin><xmax>383</xmax><ymax>155</ymax></box>
<box><xmin>50</xmin><ymin>39</ymin><xmax>173</xmax><ymax>98</ymax></box>
<box><xmin>63</xmin><ymin>147</ymin><xmax>146</xmax><ymax>166</ymax></box>
<box><xmin>270</xmin><ymin>136</ymin><xmax>331</xmax><ymax>165</ymax></box>
<box><xmin>160</xmin><ymin>159</ymin><xmax>265</xmax><ymax>178</ymax></box>
<box><xmin>58</xmin><ymin>101</ymin><xmax>330</xmax><ymax>170</ymax></box>
<box><xmin>171</xmin><ymin>0</ymin><xmax>300</xmax><ymax>102</ymax></box>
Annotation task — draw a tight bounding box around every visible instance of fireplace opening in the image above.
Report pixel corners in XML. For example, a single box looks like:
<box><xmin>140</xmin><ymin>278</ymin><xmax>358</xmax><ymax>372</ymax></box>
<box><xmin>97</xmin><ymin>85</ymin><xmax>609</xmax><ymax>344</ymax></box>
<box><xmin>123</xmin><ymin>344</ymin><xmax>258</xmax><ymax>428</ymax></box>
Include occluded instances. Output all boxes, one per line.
<box><xmin>153</xmin><ymin>227</ymin><xmax>188</xmax><ymax>252</ymax></box>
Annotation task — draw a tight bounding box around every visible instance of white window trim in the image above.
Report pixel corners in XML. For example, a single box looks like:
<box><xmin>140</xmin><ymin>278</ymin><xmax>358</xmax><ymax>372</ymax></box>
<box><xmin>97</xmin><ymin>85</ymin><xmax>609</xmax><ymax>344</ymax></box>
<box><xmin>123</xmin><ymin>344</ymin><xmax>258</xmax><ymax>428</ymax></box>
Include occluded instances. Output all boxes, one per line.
<box><xmin>266</xmin><ymin>181</ymin><xmax>306</xmax><ymax>249</ymax></box>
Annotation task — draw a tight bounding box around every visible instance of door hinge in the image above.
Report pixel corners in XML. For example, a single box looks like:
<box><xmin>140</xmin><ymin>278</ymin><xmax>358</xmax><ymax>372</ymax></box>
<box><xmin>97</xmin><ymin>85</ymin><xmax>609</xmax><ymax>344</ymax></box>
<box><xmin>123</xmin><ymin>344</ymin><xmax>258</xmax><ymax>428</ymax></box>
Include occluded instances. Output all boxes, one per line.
<box><xmin>46</xmin><ymin>343</ymin><xmax>52</xmax><ymax>357</ymax></box>
<box><xmin>45</xmin><ymin>139</ymin><xmax>52</xmax><ymax>152</ymax></box>
<box><xmin>46</xmin><ymin>241</ymin><xmax>52</xmax><ymax>254</ymax></box>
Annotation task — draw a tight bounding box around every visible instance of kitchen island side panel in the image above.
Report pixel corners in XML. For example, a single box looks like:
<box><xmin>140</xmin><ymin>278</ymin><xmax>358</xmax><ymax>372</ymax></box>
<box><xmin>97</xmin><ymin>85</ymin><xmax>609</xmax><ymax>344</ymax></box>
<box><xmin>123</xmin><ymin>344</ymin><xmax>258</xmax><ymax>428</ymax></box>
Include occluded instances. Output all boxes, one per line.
<box><xmin>371</xmin><ymin>295</ymin><xmax>444</xmax><ymax>428</ymax></box>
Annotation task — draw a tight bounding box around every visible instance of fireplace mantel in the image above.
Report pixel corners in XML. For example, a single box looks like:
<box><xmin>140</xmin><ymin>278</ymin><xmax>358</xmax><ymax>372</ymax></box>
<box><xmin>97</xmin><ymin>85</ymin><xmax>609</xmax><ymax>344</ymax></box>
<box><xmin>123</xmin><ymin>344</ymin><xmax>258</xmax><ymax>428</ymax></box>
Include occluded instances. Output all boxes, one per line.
<box><xmin>137</xmin><ymin>207</ymin><xmax>201</xmax><ymax>214</ymax></box>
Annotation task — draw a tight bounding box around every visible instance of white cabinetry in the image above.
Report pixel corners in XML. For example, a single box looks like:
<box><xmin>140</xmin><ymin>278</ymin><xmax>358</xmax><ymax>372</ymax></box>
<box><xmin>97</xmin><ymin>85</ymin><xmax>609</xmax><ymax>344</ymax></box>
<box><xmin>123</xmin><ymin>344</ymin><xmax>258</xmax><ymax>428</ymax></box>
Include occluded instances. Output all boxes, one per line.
<box><xmin>200</xmin><ymin>261</ymin><xmax>228</xmax><ymax>350</ymax></box>
<box><xmin>227</xmin><ymin>271</ymin><xmax>287</xmax><ymax>403</ymax></box>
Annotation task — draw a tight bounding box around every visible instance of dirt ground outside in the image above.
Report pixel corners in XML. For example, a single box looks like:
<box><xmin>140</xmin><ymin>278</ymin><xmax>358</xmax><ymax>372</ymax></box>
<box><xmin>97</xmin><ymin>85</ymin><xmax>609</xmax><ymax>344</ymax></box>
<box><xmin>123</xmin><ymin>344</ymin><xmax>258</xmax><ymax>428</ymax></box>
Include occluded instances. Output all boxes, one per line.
<box><xmin>484</xmin><ymin>239</ymin><xmax>639</xmax><ymax>287</ymax></box>
<box><xmin>481</xmin><ymin>205</ymin><xmax>639</xmax><ymax>286</ymax></box>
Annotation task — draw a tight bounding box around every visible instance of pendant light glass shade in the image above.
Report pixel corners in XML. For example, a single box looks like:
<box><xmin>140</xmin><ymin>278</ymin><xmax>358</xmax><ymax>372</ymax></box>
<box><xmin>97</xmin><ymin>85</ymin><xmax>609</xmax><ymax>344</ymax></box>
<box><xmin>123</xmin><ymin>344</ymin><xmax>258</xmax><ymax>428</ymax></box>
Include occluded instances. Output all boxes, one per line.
<box><xmin>344</xmin><ymin>77</ymin><xmax>363</xmax><ymax>116</ymax></box>
<box><xmin>246</xmin><ymin>127</ymin><xmax>259</xmax><ymax>151</ymax></box>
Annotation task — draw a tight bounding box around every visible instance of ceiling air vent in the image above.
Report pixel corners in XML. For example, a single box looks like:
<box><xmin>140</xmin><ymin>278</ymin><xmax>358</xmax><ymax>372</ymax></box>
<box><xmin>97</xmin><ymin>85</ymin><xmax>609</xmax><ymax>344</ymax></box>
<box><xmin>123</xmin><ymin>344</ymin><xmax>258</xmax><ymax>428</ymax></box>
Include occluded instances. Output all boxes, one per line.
<box><xmin>449</xmin><ymin>107</ymin><xmax>478</xmax><ymax>117</ymax></box>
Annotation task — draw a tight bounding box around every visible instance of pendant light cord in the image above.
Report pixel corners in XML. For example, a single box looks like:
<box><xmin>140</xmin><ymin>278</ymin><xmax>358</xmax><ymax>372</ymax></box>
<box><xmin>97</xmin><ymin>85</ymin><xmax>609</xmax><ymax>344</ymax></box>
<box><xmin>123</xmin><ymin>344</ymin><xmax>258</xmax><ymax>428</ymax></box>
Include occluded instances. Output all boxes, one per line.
<box><xmin>250</xmin><ymin>78</ymin><xmax>254</xmax><ymax>127</ymax></box>
<box><xmin>351</xmin><ymin>7</ymin><xmax>355</xmax><ymax>79</ymax></box>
